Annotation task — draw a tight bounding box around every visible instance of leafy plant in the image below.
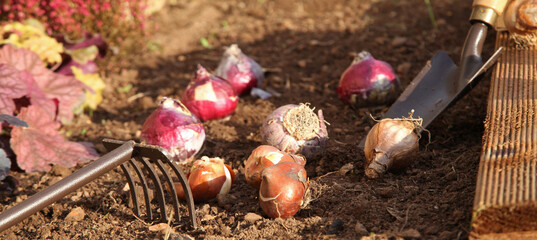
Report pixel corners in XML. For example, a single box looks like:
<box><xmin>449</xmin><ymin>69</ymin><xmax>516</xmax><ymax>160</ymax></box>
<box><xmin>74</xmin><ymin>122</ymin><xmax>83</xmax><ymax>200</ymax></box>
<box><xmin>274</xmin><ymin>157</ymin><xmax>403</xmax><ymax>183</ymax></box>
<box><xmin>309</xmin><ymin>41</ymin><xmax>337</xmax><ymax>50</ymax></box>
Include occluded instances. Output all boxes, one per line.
<box><xmin>0</xmin><ymin>44</ymin><xmax>97</xmax><ymax>172</ymax></box>
<box><xmin>1</xmin><ymin>0</ymin><xmax>153</xmax><ymax>69</ymax></box>
<box><xmin>71</xmin><ymin>66</ymin><xmax>105</xmax><ymax>112</ymax></box>
<box><xmin>0</xmin><ymin>20</ymin><xmax>64</xmax><ymax>66</ymax></box>
<box><xmin>0</xmin><ymin>44</ymin><xmax>85</xmax><ymax>123</ymax></box>
<box><xmin>424</xmin><ymin>0</ymin><xmax>437</xmax><ymax>30</ymax></box>
<box><xmin>10</xmin><ymin>105</ymin><xmax>97</xmax><ymax>172</ymax></box>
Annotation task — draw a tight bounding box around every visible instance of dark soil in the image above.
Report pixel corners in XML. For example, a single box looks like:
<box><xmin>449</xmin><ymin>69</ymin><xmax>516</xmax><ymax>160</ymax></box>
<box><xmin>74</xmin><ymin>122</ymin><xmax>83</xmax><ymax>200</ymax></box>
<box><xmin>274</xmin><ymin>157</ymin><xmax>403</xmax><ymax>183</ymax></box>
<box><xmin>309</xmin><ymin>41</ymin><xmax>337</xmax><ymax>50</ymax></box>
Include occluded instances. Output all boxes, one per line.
<box><xmin>1</xmin><ymin>0</ymin><xmax>497</xmax><ymax>239</ymax></box>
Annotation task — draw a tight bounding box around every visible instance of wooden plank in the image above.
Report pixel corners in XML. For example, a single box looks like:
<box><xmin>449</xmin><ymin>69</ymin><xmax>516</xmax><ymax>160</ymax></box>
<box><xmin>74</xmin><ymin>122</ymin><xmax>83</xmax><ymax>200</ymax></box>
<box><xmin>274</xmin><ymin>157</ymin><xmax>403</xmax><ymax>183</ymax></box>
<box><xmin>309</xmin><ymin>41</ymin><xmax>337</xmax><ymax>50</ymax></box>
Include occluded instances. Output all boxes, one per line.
<box><xmin>471</xmin><ymin>32</ymin><xmax>537</xmax><ymax>239</ymax></box>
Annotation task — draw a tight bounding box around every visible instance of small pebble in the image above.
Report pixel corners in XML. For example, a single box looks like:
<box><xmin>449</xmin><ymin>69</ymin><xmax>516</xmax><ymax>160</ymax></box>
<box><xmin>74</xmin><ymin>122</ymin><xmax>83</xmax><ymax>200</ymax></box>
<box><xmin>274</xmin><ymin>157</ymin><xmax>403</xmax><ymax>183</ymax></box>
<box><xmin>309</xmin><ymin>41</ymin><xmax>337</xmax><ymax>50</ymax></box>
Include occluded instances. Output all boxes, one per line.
<box><xmin>391</xmin><ymin>36</ymin><xmax>407</xmax><ymax>47</ymax></box>
<box><xmin>338</xmin><ymin>163</ymin><xmax>354</xmax><ymax>176</ymax></box>
<box><xmin>51</xmin><ymin>165</ymin><xmax>72</xmax><ymax>177</ymax></box>
<box><xmin>140</xmin><ymin>96</ymin><xmax>155</xmax><ymax>109</ymax></box>
<box><xmin>65</xmin><ymin>207</ymin><xmax>85</xmax><ymax>222</ymax></box>
<box><xmin>217</xmin><ymin>193</ymin><xmax>237</xmax><ymax>207</ymax></box>
<box><xmin>148</xmin><ymin>223</ymin><xmax>171</xmax><ymax>232</ymax></box>
<box><xmin>297</xmin><ymin>60</ymin><xmax>307</xmax><ymax>68</ymax></box>
<box><xmin>202</xmin><ymin>214</ymin><xmax>216</xmax><ymax>222</ymax></box>
<box><xmin>375</xmin><ymin>186</ymin><xmax>396</xmax><ymax>198</ymax></box>
<box><xmin>397</xmin><ymin>62</ymin><xmax>412</xmax><ymax>74</ymax></box>
<box><xmin>398</xmin><ymin>228</ymin><xmax>421</xmax><ymax>239</ymax></box>
<box><xmin>244</xmin><ymin>212</ymin><xmax>263</xmax><ymax>223</ymax></box>
<box><xmin>327</xmin><ymin>218</ymin><xmax>344</xmax><ymax>234</ymax></box>
<box><xmin>167</xmin><ymin>233</ymin><xmax>195</xmax><ymax>240</ymax></box>
<box><xmin>354</xmin><ymin>222</ymin><xmax>368</xmax><ymax>235</ymax></box>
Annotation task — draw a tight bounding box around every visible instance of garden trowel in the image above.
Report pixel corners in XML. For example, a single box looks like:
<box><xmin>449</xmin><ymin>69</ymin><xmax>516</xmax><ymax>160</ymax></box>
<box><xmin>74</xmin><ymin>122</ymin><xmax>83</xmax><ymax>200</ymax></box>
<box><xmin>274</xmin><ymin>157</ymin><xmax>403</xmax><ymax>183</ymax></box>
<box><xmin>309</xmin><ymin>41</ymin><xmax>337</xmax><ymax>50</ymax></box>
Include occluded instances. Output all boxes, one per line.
<box><xmin>360</xmin><ymin>0</ymin><xmax>509</xmax><ymax>146</ymax></box>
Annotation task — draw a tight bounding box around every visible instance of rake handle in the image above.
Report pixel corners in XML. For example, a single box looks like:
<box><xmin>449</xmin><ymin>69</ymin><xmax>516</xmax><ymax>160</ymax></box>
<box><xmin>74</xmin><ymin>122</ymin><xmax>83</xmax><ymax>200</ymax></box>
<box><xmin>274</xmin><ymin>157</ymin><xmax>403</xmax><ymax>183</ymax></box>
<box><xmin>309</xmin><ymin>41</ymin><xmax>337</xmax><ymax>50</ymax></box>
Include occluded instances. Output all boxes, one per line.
<box><xmin>0</xmin><ymin>141</ymin><xmax>134</xmax><ymax>232</ymax></box>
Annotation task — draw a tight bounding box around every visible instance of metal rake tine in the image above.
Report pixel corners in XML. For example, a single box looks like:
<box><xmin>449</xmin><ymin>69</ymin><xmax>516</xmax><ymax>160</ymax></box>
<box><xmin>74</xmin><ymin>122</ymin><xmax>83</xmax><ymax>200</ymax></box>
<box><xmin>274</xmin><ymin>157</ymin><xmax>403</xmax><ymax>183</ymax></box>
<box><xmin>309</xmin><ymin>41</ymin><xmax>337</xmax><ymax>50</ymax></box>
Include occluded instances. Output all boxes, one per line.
<box><xmin>128</xmin><ymin>158</ymin><xmax>153</xmax><ymax>220</ymax></box>
<box><xmin>102</xmin><ymin>138</ymin><xmax>197</xmax><ymax>228</ymax></box>
<box><xmin>137</xmin><ymin>156</ymin><xmax>168</xmax><ymax>222</ymax></box>
<box><xmin>119</xmin><ymin>162</ymin><xmax>140</xmax><ymax>217</ymax></box>
<box><xmin>154</xmin><ymin>158</ymin><xmax>181</xmax><ymax>224</ymax></box>
<box><xmin>165</xmin><ymin>159</ymin><xmax>197</xmax><ymax>228</ymax></box>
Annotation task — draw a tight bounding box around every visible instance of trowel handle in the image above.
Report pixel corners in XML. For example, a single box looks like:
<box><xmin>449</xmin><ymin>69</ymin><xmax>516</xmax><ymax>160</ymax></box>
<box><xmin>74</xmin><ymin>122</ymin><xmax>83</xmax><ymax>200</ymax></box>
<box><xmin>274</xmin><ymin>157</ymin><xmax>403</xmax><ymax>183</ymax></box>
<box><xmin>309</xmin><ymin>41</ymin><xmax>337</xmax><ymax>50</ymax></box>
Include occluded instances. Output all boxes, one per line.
<box><xmin>471</xmin><ymin>0</ymin><xmax>509</xmax><ymax>26</ymax></box>
<box><xmin>473</xmin><ymin>0</ymin><xmax>509</xmax><ymax>14</ymax></box>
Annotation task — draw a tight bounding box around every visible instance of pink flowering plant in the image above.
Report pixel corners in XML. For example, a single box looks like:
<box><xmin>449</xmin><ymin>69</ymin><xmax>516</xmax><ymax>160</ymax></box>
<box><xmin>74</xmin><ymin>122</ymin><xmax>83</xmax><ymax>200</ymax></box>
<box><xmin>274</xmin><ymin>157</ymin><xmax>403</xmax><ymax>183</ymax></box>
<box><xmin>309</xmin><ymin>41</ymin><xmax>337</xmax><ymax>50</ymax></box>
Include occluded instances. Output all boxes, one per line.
<box><xmin>1</xmin><ymin>0</ymin><xmax>151</xmax><ymax>66</ymax></box>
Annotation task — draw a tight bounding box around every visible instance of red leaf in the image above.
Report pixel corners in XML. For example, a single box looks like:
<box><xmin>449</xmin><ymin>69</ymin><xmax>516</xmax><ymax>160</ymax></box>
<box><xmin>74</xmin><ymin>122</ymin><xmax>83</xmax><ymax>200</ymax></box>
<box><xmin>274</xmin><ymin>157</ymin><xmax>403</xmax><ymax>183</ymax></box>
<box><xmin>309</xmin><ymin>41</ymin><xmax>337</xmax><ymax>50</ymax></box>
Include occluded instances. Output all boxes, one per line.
<box><xmin>37</xmin><ymin>72</ymin><xmax>85</xmax><ymax>123</ymax></box>
<box><xmin>21</xmin><ymin>71</ymin><xmax>57</xmax><ymax>118</ymax></box>
<box><xmin>0</xmin><ymin>44</ymin><xmax>47</xmax><ymax>79</ymax></box>
<box><xmin>0</xmin><ymin>64</ymin><xmax>27</xmax><ymax>115</ymax></box>
<box><xmin>0</xmin><ymin>45</ymin><xmax>85</xmax><ymax>123</ymax></box>
<box><xmin>10</xmin><ymin>106</ymin><xmax>98</xmax><ymax>172</ymax></box>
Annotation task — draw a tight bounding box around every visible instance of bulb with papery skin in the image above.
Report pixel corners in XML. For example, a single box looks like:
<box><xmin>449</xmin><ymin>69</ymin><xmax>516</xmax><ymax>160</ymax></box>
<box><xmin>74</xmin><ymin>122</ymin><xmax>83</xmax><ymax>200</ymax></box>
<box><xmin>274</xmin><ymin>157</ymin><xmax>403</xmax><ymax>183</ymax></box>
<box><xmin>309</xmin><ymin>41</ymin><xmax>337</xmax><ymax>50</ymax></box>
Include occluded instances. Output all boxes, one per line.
<box><xmin>140</xmin><ymin>97</ymin><xmax>205</xmax><ymax>163</ymax></box>
<box><xmin>215</xmin><ymin>44</ymin><xmax>264</xmax><ymax>95</ymax></box>
<box><xmin>244</xmin><ymin>145</ymin><xmax>306</xmax><ymax>190</ymax></box>
<box><xmin>364</xmin><ymin>118</ymin><xmax>420</xmax><ymax>178</ymax></box>
<box><xmin>261</xmin><ymin>103</ymin><xmax>328</xmax><ymax>159</ymax></box>
<box><xmin>174</xmin><ymin>156</ymin><xmax>235</xmax><ymax>202</ymax></box>
<box><xmin>259</xmin><ymin>161</ymin><xmax>308</xmax><ymax>219</ymax></box>
<box><xmin>181</xmin><ymin>65</ymin><xmax>238</xmax><ymax>121</ymax></box>
<box><xmin>336</xmin><ymin>51</ymin><xmax>401</xmax><ymax>108</ymax></box>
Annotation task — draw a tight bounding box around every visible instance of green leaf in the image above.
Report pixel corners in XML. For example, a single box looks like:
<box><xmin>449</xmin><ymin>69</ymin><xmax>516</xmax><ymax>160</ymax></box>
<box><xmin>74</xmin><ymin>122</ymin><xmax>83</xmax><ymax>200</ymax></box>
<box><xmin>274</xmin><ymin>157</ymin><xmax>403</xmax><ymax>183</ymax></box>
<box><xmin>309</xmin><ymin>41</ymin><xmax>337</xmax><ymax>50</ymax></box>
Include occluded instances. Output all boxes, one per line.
<box><xmin>200</xmin><ymin>37</ymin><xmax>213</xmax><ymax>49</ymax></box>
<box><xmin>221</xmin><ymin>20</ymin><xmax>229</xmax><ymax>29</ymax></box>
<box><xmin>116</xmin><ymin>83</ymin><xmax>133</xmax><ymax>93</ymax></box>
<box><xmin>65</xmin><ymin>45</ymin><xmax>99</xmax><ymax>65</ymax></box>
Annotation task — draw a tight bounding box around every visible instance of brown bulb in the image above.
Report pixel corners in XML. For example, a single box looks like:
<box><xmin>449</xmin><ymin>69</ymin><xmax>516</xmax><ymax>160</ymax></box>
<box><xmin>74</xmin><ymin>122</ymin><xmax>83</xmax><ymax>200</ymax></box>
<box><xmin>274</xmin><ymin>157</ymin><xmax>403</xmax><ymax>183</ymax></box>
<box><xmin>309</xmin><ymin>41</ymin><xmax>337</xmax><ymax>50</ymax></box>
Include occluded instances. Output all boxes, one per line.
<box><xmin>363</xmin><ymin>118</ymin><xmax>419</xmax><ymax>178</ymax></box>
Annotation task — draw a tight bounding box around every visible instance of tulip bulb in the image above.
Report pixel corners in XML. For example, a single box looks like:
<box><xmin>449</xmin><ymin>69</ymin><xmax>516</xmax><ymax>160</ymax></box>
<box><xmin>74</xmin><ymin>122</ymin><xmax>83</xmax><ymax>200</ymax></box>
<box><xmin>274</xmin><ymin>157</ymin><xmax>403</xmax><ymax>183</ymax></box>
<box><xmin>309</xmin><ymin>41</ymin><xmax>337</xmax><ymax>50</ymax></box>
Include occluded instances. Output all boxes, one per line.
<box><xmin>363</xmin><ymin>114</ymin><xmax>423</xmax><ymax>178</ymax></box>
<box><xmin>259</xmin><ymin>161</ymin><xmax>308</xmax><ymax>218</ymax></box>
<box><xmin>174</xmin><ymin>156</ymin><xmax>235</xmax><ymax>202</ymax></box>
<box><xmin>244</xmin><ymin>145</ymin><xmax>306</xmax><ymax>189</ymax></box>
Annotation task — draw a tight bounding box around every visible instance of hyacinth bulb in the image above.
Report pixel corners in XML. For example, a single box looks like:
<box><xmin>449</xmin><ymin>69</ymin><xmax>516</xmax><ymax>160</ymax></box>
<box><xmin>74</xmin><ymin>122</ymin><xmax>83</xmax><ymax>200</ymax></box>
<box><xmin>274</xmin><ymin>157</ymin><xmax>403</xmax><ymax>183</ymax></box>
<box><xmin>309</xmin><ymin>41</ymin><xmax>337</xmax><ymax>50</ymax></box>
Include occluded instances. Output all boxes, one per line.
<box><xmin>336</xmin><ymin>51</ymin><xmax>401</xmax><ymax>108</ymax></box>
<box><xmin>181</xmin><ymin>65</ymin><xmax>238</xmax><ymax>121</ymax></box>
<box><xmin>140</xmin><ymin>97</ymin><xmax>205</xmax><ymax>163</ymax></box>
<box><xmin>363</xmin><ymin>118</ymin><xmax>420</xmax><ymax>178</ymax></box>
<box><xmin>261</xmin><ymin>104</ymin><xmax>328</xmax><ymax>159</ymax></box>
<box><xmin>215</xmin><ymin>44</ymin><xmax>264</xmax><ymax>95</ymax></box>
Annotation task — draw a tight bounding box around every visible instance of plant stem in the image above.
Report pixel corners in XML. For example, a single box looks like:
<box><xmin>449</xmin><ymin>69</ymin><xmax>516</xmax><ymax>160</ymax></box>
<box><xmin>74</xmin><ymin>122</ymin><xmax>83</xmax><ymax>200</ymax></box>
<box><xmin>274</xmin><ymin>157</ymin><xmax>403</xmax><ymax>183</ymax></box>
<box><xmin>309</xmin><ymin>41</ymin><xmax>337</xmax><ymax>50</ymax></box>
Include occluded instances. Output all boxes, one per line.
<box><xmin>424</xmin><ymin>0</ymin><xmax>438</xmax><ymax>30</ymax></box>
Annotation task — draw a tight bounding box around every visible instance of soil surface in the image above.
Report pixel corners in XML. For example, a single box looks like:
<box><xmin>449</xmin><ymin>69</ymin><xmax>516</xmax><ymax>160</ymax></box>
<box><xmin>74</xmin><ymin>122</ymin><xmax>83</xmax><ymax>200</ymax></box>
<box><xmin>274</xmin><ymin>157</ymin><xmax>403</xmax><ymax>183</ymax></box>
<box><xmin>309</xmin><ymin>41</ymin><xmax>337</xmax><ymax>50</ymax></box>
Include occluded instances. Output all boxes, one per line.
<box><xmin>1</xmin><ymin>0</ymin><xmax>498</xmax><ymax>239</ymax></box>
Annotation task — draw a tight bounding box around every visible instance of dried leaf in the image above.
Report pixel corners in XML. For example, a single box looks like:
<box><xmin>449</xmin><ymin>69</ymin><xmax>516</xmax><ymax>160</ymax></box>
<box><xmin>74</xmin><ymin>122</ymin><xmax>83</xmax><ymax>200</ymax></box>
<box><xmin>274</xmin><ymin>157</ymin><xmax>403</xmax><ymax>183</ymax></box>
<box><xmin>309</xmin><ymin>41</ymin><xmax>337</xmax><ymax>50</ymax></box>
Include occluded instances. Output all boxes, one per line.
<box><xmin>10</xmin><ymin>106</ymin><xmax>97</xmax><ymax>172</ymax></box>
<box><xmin>0</xmin><ymin>64</ymin><xmax>28</xmax><ymax>115</ymax></box>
